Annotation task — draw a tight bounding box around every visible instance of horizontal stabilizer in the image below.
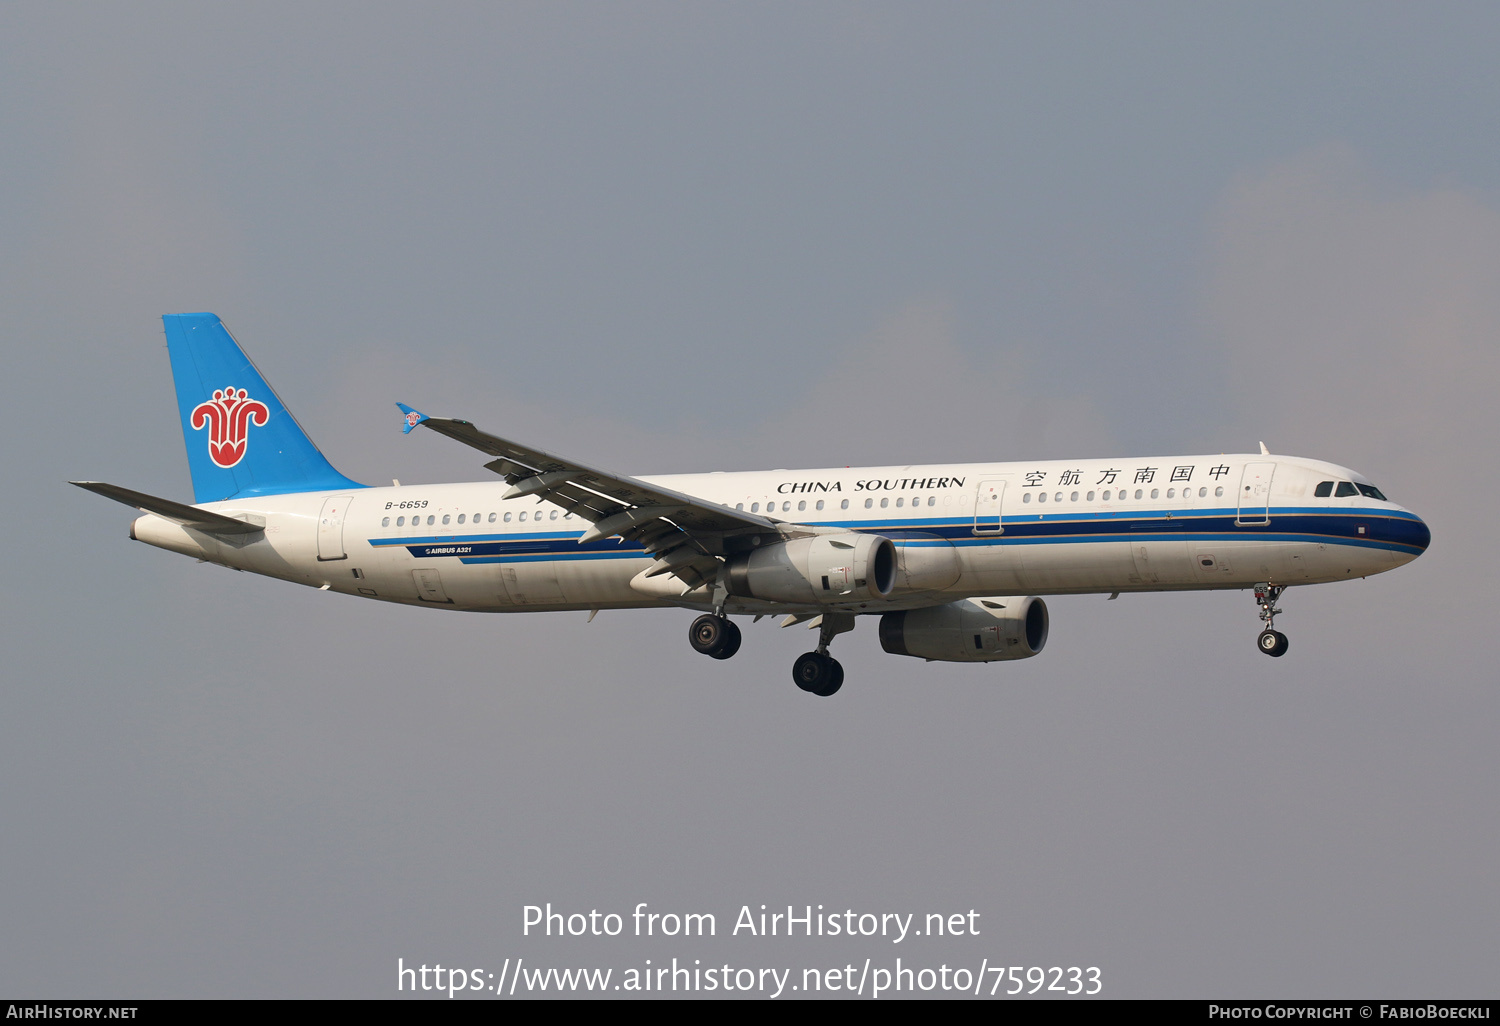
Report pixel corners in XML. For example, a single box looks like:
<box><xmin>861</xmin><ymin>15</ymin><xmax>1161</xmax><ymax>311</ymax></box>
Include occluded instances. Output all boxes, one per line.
<box><xmin>70</xmin><ymin>481</ymin><xmax>264</xmax><ymax>535</ymax></box>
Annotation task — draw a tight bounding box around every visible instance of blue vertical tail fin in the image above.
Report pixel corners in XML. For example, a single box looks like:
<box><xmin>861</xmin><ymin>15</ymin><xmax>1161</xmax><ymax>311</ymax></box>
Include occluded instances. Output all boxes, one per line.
<box><xmin>163</xmin><ymin>313</ymin><xmax>365</xmax><ymax>503</ymax></box>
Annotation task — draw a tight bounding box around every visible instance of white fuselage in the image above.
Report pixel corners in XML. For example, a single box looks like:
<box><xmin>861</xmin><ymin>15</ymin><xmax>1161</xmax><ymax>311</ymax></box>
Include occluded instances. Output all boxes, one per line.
<box><xmin>131</xmin><ymin>453</ymin><xmax>1428</xmax><ymax>615</ymax></box>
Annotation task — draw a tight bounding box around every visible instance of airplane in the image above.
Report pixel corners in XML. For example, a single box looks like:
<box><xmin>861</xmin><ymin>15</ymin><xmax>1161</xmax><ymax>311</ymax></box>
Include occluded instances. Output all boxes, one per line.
<box><xmin>74</xmin><ymin>313</ymin><xmax>1431</xmax><ymax>697</ymax></box>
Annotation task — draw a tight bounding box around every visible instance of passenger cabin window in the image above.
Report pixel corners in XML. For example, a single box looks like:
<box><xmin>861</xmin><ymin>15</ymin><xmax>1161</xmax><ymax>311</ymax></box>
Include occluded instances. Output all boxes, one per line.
<box><xmin>396</xmin><ymin>516</ymin><xmax>404</xmax><ymax>526</ymax></box>
<box><xmin>382</xmin><ymin>517</ymin><xmax>390</xmax><ymax>527</ymax></box>
<box><xmin>751</xmin><ymin>502</ymin><xmax>759</xmax><ymax>512</ymax></box>
<box><xmin>488</xmin><ymin>512</ymin><xmax>497</xmax><ymax>523</ymax></box>
<box><xmin>1335</xmin><ymin>481</ymin><xmax>1358</xmax><ymax>498</ymax></box>
<box><xmin>504</xmin><ymin>512</ymin><xmax>512</xmax><ymax>522</ymax></box>
<box><xmin>1315</xmin><ymin>481</ymin><xmax>1334</xmax><ymax>497</ymax></box>
<box><xmin>816</xmin><ymin>500</ymin><xmax>824</xmax><ymax>511</ymax></box>
<box><xmin>865</xmin><ymin>498</ymin><xmax>873</xmax><ymax>509</ymax></box>
<box><xmin>841</xmin><ymin>499</ymin><xmax>849</xmax><ymax>510</ymax></box>
<box><xmin>457</xmin><ymin>514</ymin><xmax>465</xmax><ymax>524</ymax></box>
<box><xmin>798</xmin><ymin>500</ymin><xmax>807</xmax><ymax>511</ymax></box>
<box><xmin>736</xmin><ymin>503</ymin><xmax>744</xmax><ymax>511</ymax></box>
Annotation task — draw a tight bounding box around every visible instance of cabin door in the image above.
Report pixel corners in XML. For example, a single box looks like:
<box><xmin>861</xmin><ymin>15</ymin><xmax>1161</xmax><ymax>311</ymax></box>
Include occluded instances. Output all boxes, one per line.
<box><xmin>972</xmin><ymin>479</ymin><xmax>1006</xmax><ymax>534</ymax></box>
<box><xmin>412</xmin><ymin>568</ymin><xmax>453</xmax><ymax>603</ymax></box>
<box><xmin>500</xmin><ymin>562</ymin><xmax>568</xmax><ymax>606</ymax></box>
<box><xmin>1236</xmin><ymin>462</ymin><xmax>1276</xmax><ymax>526</ymax></box>
<box><xmin>317</xmin><ymin>495</ymin><xmax>353</xmax><ymax>561</ymax></box>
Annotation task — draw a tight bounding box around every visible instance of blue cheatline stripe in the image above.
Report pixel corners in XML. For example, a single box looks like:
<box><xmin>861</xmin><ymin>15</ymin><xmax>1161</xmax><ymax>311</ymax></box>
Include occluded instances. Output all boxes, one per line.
<box><xmin>366</xmin><ymin>504</ymin><xmax>1415</xmax><ymax>544</ymax></box>
<box><xmin>426</xmin><ymin>534</ymin><xmax>1417</xmax><ymax>565</ymax></box>
<box><xmin>363</xmin><ymin>507</ymin><xmax>1425</xmax><ymax>563</ymax></box>
<box><xmin>368</xmin><ymin>531</ymin><xmax>582</xmax><ymax>546</ymax></box>
<box><xmin>460</xmin><ymin>551</ymin><xmax>646</xmax><ymax>565</ymax></box>
<box><xmin>952</xmin><ymin>534</ymin><xmax>1421</xmax><ymax>556</ymax></box>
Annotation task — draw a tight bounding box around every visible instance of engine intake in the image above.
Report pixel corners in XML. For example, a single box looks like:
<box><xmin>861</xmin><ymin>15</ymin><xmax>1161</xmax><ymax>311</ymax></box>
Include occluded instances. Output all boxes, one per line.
<box><xmin>726</xmin><ymin>533</ymin><xmax>897</xmax><ymax>605</ymax></box>
<box><xmin>879</xmin><ymin>596</ymin><xmax>1049</xmax><ymax>663</ymax></box>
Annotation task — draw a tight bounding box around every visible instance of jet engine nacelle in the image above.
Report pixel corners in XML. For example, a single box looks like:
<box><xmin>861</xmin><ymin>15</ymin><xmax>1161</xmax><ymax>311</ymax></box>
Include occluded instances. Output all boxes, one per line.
<box><xmin>893</xmin><ymin>534</ymin><xmax>962</xmax><ymax>593</ymax></box>
<box><xmin>878</xmin><ymin>596</ymin><xmax>1049</xmax><ymax>663</ymax></box>
<box><xmin>726</xmin><ymin>533</ymin><xmax>897</xmax><ymax>605</ymax></box>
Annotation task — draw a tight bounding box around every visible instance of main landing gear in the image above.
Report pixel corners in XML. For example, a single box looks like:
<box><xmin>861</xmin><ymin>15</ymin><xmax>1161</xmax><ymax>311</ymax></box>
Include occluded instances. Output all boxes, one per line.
<box><xmin>1254</xmin><ymin>583</ymin><xmax>1289</xmax><ymax>657</ymax></box>
<box><xmin>793</xmin><ymin>613</ymin><xmax>856</xmax><ymax>697</ymax></box>
<box><xmin>793</xmin><ymin>651</ymin><xmax>843</xmax><ymax>697</ymax></box>
<box><xmin>687</xmin><ymin>610</ymin><xmax>854</xmax><ymax>697</ymax></box>
<box><xmin>689</xmin><ymin>613</ymin><xmax>742</xmax><ymax>660</ymax></box>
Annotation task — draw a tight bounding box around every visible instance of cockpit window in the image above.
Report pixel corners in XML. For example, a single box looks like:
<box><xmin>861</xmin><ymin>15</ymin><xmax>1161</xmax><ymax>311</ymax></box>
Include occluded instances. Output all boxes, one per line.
<box><xmin>1335</xmin><ymin>481</ymin><xmax>1358</xmax><ymax>498</ymax></box>
<box><xmin>1355</xmin><ymin>483</ymin><xmax>1387</xmax><ymax>501</ymax></box>
<box><xmin>1314</xmin><ymin>481</ymin><xmax>1334</xmax><ymax>498</ymax></box>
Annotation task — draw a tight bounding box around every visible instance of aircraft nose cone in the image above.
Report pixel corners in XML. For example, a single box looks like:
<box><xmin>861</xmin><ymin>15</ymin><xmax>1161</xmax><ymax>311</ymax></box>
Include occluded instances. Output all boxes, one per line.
<box><xmin>1385</xmin><ymin>511</ymin><xmax>1430</xmax><ymax>556</ymax></box>
<box><xmin>1411</xmin><ymin>515</ymin><xmax>1431</xmax><ymax>553</ymax></box>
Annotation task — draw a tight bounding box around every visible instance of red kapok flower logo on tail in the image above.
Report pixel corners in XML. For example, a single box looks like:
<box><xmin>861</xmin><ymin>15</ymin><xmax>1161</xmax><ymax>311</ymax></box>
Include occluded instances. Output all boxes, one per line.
<box><xmin>191</xmin><ymin>386</ymin><xmax>270</xmax><ymax>468</ymax></box>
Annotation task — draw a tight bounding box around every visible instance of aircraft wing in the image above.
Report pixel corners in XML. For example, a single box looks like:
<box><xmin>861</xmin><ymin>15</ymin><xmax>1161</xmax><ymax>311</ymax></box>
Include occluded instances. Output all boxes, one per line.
<box><xmin>397</xmin><ymin>404</ymin><xmax>779</xmax><ymax>590</ymax></box>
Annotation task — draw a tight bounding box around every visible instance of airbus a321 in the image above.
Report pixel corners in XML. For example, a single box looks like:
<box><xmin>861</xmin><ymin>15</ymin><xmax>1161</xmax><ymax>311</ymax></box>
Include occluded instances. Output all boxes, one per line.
<box><xmin>75</xmin><ymin>313</ymin><xmax>1431</xmax><ymax>696</ymax></box>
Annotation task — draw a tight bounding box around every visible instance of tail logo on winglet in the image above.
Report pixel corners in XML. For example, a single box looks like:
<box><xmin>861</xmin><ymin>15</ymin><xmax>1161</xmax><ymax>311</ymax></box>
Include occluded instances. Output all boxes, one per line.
<box><xmin>191</xmin><ymin>386</ymin><xmax>270</xmax><ymax>468</ymax></box>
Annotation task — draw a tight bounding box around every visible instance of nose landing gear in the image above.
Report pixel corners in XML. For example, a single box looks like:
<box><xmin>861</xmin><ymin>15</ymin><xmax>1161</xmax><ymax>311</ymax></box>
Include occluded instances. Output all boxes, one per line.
<box><xmin>689</xmin><ymin>613</ymin><xmax>742</xmax><ymax>660</ymax></box>
<box><xmin>1254</xmin><ymin>584</ymin><xmax>1289</xmax><ymax>657</ymax></box>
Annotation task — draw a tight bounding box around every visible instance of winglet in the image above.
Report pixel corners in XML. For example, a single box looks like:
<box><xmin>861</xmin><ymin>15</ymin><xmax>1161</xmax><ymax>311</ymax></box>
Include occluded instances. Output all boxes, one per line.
<box><xmin>397</xmin><ymin>403</ymin><xmax>429</xmax><ymax>435</ymax></box>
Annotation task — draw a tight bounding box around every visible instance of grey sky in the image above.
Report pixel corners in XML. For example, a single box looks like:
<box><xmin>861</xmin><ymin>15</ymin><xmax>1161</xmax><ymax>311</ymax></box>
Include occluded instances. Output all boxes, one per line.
<box><xmin>3</xmin><ymin>2</ymin><xmax>1497</xmax><ymax>998</ymax></box>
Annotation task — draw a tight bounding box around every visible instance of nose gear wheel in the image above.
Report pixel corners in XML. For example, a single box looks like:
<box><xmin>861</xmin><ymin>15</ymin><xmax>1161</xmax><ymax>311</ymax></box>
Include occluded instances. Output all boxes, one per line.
<box><xmin>1253</xmin><ymin>584</ymin><xmax>1289</xmax><ymax>657</ymax></box>
<box><xmin>1257</xmin><ymin>628</ymin><xmax>1289</xmax><ymax>657</ymax></box>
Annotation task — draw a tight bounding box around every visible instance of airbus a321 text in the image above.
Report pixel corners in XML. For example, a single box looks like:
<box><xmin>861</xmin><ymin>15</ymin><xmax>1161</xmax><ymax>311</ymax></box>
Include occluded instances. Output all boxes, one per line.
<box><xmin>76</xmin><ymin>313</ymin><xmax>1432</xmax><ymax>697</ymax></box>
